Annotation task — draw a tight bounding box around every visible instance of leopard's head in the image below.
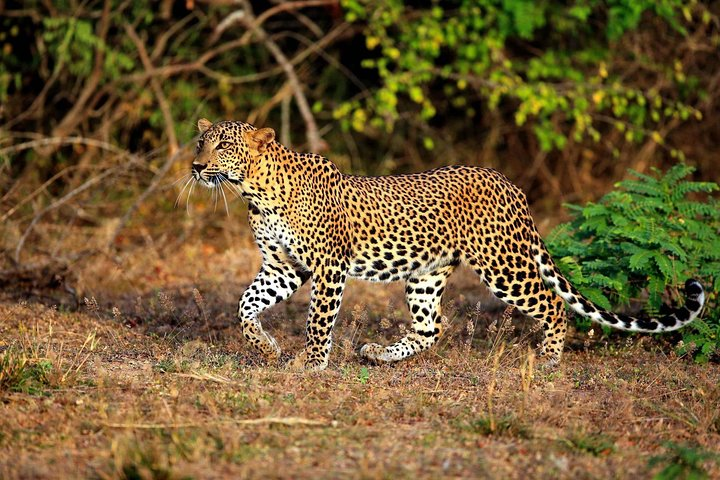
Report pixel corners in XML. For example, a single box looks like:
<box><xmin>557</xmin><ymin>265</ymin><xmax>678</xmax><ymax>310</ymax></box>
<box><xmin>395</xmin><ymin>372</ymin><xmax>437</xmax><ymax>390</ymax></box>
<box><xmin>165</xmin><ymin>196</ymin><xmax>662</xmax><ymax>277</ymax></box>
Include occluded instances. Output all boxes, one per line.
<box><xmin>192</xmin><ymin>118</ymin><xmax>276</xmax><ymax>189</ymax></box>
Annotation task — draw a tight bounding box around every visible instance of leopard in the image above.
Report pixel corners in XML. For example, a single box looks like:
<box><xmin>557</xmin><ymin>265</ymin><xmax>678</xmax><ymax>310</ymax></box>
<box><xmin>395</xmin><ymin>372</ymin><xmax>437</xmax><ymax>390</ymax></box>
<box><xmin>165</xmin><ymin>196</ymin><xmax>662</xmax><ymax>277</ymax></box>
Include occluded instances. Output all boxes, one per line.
<box><xmin>189</xmin><ymin>118</ymin><xmax>705</xmax><ymax>371</ymax></box>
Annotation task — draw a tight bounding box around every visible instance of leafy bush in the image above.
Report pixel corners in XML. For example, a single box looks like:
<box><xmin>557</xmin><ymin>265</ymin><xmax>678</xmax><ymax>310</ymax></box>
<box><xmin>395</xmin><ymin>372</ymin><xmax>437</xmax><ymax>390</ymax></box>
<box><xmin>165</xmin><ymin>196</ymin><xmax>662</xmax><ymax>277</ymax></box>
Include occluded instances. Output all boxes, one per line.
<box><xmin>547</xmin><ymin>164</ymin><xmax>719</xmax><ymax>362</ymax></box>
<box><xmin>339</xmin><ymin>0</ymin><xmax>706</xmax><ymax>152</ymax></box>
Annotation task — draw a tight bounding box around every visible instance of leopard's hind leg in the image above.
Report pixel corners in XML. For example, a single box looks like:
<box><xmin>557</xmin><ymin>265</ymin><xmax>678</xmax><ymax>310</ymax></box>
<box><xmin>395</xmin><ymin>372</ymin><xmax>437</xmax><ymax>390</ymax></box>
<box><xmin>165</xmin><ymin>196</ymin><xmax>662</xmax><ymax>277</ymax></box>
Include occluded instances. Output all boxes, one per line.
<box><xmin>466</xmin><ymin>255</ymin><xmax>567</xmax><ymax>365</ymax></box>
<box><xmin>360</xmin><ymin>264</ymin><xmax>456</xmax><ymax>363</ymax></box>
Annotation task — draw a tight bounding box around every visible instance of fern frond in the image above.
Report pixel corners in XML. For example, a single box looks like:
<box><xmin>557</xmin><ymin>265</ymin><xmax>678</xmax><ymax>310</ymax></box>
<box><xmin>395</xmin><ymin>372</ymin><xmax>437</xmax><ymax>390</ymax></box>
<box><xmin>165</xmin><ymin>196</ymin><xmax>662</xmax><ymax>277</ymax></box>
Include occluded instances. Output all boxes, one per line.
<box><xmin>621</xmin><ymin>180</ymin><xmax>665</xmax><ymax>199</ymax></box>
<box><xmin>546</xmin><ymin>164</ymin><xmax>720</xmax><ymax>362</ymax></box>
<box><xmin>669</xmin><ymin>181</ymin><xmax>719</xmax><ymax>203</ymax></box>
<box><xmin>653</xmin><ymin>253</ymin><xmax>676</xmax><ymax>282</ymax></box>
<box><xmin>628</xmin><ymin>249</ymin><xmax>654</xmax><ymax>271</ymax></box>
<box><xmin>650</xmin><ymin>164</ymin><xmax>694</xmax><ymax>186</ymax></box>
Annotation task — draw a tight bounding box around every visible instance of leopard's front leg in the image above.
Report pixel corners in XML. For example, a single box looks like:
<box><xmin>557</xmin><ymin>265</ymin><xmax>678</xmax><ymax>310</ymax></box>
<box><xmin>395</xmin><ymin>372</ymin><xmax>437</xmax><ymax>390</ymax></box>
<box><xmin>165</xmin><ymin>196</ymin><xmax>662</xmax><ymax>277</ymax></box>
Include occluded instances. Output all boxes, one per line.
<box><xmin>290</xmin><ymin>265</ymin><xmax>347</xmax><ymax>371</ymax></box>
<box><xmin>239</xmin><ymin>264</ymin><xmax>310</xmax><ymax>360</ymax></box>
<box><xmin>240</xmin><ymin>205</ymin><xmax>310</xmax><ymax>361</ymax></box>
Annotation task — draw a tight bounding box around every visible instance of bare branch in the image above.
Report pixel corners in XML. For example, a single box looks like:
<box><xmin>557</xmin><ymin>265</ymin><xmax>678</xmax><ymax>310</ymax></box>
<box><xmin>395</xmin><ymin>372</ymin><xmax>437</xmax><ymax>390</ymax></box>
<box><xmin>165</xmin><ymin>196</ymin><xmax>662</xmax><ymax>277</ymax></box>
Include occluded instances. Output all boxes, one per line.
<box><xmin>210</xmin><ymin>9</ymin><xmax>247</xmax><ymax>44</ymax></box>
<box><xmin>0</xmin><ymin>135</ymin><xmax>143</xmax><ymax>159</ymax></box>
<box><xmin>247</xmin><ymin>81</ymin><xmax>293</xmax><ymax>126</ymax></box>
<box><xmin>14</xmin><ymin>164</ymin><xmax>129</xmax><ymax>263</ymax></box>
<box><xmin>288</xmin><ymin>9</ymin><xmax>324</xmax><ymax>38</ymax></box>
<box><xmin>125</xmin><ymin>24</ymin><xmax>179</xmax><ymax>156</ymax></box>
<box><xmin>280</xmin><ymin>30</ymin><xmax>366</xmax><ymax>92</ymax></box>
<box><xmin>0</xmin><ymin>134</ymin><xmax>144</xmax><ymax>262</ymax></box>
<box><xmin>99</xmin><ymin>22</ymin><xmax>351</xmax><ymax>90</ymax></box>
<box><xmin>48</xmin><ymin>0</ymin><xmax>113</xmax><ymax>143</ymax></box>
<box><xmin>212</xmin><ymin>0</ymin><xmax>337</xmax><ymax>45</ymax></box>
<box><xmin>1</xmin><ymin>165</ymin><xmax>76</xmax><ymax>222</ymax></box>
<box><xmin>150</xmin><ymin>12</ymin><xmax>199</xmax><ymax>62</ymax></box>
<box><xmin>238</xmin><ymin>0</ymin><xmax>324</xmax><ymax>151</ymax></box>
<box><xmin>281</xmin><ymin>94</ymin><xmax>292</xmax><ymax>146</ymax></box>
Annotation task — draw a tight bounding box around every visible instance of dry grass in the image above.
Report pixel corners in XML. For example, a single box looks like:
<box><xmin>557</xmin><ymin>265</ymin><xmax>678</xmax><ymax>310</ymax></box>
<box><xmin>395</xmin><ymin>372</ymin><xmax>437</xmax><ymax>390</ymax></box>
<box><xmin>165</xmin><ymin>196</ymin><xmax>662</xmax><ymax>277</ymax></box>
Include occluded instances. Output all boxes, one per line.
<box><xmin>1</xmin><ymin>239</ymin><xmax>719</xmax><ymax>479</ymax></box>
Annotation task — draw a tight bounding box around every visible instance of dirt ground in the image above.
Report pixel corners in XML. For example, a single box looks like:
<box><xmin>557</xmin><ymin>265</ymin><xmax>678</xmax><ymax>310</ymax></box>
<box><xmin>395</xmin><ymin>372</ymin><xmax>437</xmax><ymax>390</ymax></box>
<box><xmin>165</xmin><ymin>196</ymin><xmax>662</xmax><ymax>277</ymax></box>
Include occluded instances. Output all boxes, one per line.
<box><xmin>1</xmin><ymin>235</ymin><xmax>719</xmax><ymax>479</ymax></box>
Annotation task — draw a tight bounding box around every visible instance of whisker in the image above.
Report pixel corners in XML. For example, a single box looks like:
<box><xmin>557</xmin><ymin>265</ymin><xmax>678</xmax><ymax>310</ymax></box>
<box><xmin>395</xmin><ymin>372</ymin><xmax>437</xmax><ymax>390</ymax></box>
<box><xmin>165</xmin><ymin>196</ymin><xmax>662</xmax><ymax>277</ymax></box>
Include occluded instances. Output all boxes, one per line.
<box><xmin>171</xmin><ymin>172</ymin><xmax>192</xmax><ymax>186</ymax></box>
<box><xmin>175</xmin><ymin>177</ymin><xmax>194</xmax><ymax>208</ymax></box>
<box><xmin>212</xmin><ymin>176</ymin><xmax>219</xmax><ymax>212</ymax></box>
<box><xmin>223</xmin><ymin>179</ymin><xmax>242</xmax><ymax>200</ymax></box>
<box><xmin>219</xmin><ymin>180</ymin><xmax>230</xmax><ymax>216</ymax></box>
<box><xmin>229</xmin><ymin>182</ymin><xmax>246</xmax><ymax>204</ymax></box>
<box><xmin>186</xmin><ymin>179</ymin><xmax>197</xmax><ymax>215</ymax></box>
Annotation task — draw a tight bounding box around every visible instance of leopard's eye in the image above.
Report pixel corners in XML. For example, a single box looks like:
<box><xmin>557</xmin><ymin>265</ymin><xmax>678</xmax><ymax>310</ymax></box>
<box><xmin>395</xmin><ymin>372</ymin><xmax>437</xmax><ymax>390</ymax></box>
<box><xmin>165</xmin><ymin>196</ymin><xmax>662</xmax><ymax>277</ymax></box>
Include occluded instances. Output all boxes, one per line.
<box><xmin>196</xmin><ymin>140</ymin><xmax>204</xmax><ymax>153</ymax></box>
<box><xmin>217</xmin><ymin>141</ymin><xmax>232</xmax><ymax>150</ymax></box>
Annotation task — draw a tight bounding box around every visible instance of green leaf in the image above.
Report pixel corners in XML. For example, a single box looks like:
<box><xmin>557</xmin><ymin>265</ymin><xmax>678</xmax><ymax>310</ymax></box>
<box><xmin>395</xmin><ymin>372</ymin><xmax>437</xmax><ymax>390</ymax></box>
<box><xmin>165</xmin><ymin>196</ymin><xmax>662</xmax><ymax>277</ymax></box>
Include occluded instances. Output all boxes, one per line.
<box><xmin>629</xmin><ymin>250</ymin><xmax>654</xmax><ymax>270</ymax></box>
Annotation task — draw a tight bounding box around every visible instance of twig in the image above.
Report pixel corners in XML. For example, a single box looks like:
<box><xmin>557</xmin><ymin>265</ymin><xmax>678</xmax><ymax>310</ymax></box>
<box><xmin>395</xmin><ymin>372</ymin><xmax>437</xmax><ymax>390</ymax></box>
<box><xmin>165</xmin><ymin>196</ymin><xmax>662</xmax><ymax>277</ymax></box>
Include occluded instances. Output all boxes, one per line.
<box><xmin>108</xmin><ymin>146</ymin><xmax>189</xmax><ymax>249</ymax></box>
<box><xmin>212</xmin><ymin>0</ymin><xmax>336</xmax><ymax>45</ymax></box>
<box><xmin>210</xmin><ymin>9</ymin><xmax>247</xmax><ymax>44</ymax></box>
<box><xmin>13</xmin><ymin>166</ymin><xmax>123</xmax><ymax>263</ymax></box>
<box><xmin>290</xmin><ymin>9</ymin><xmax>324</xmax><ymax>38</ymax></box>
<box><xmin>125</xmin><ymin>24</ymin><xmax>179</xmax><ymax>155</ymax></box>
<box><xmin>279</xmin><ymin>30</ymin><xmax>367</xmax><ymax>93</ymax></box>
<box><xmin>0</xmin><ymin>165</ymin><xmax>77</xmax><ymax>222</ymax></box>
<box><xmin>247</xmin><ymin>81</ymin><xmax>293</xmax><ymax>126</ymax></box>
<box><xmin>174</xmin><ymin>371</ymin><xmax>238</xmax><ymax>384</ymax></box>
<box><xmin>247</xmin><ymin>0</ymin><xmax>337</xmax><ymax>39</ymax></box>
<box><xmin>7</xmin><ymin>138</ymin><xmax>143</xmax><ymax>263</ymax></box>
<box><xmin>102</xmin><ymin>22</ymin><xmax>350</xmax><ymax>90</ymax></box>
<box><xmin>281</xmin><ymin>93</ymin><xmax>291</xmax><ymax>146</ymax></box>
<box><xmin>102</xmin><ymin>417</ymin><xmax>330</xmax><ymax>429</ymax></box>
<box><xmin>150</xmin><ymin>11</ymin><xmax>199</xmax><ymax>62</ymax></box>
<box><xmin>0</xmin><ymin>136</ymin><xmax>140</xmax><ymax>158</ymax></box>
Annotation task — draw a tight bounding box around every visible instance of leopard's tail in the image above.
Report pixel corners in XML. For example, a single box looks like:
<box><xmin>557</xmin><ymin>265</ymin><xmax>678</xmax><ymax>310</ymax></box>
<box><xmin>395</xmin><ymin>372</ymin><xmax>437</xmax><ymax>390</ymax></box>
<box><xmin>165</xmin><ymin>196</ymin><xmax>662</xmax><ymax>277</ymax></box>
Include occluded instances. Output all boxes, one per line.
<box><xmin>531</xmin><ymin>233</ymin><xmax>705</xmax><ymax>332</ymax></box>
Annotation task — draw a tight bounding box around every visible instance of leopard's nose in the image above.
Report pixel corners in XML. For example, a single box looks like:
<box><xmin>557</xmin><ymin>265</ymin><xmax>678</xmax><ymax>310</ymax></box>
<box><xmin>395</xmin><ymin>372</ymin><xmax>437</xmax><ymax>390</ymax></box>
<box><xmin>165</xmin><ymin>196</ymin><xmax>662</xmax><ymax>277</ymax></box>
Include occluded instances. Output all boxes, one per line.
<box><xmin>192</xmin><ymin>163</ymin><xmax>207</xmax><ymax>174</ymax></box>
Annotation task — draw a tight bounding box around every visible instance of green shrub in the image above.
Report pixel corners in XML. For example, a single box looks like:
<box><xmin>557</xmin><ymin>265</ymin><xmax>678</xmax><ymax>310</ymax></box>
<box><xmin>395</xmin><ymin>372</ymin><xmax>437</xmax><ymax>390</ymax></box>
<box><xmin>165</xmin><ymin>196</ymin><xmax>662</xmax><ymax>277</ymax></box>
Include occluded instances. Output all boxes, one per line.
<box><xmin>0</xmin><ymin>347</ymin><xmax>54</xmax><ymax>395</ymax></box>
<box><xmin>547</xmin><ymin>164</ymin><xmax>719</xmax><ymax>362</ymax></box>
<box><xmin>559</xmin><ymin>432</ymin><xmax>616</xmax><ymax>457</ymax></box>
<box><xmin>648</xmin><ymin>442</ymin><xmax>720</xmax><ymax>480</ymax></box>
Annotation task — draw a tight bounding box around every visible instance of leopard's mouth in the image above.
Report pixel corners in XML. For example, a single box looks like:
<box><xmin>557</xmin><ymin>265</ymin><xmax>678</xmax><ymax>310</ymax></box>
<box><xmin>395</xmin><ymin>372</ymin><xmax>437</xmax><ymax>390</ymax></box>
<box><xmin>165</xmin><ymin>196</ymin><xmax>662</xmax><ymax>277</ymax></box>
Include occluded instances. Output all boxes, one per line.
<box><xmin>193</xmin><ymin>171</ymin><xmax>242</xmax><ymax>188</ymax></box>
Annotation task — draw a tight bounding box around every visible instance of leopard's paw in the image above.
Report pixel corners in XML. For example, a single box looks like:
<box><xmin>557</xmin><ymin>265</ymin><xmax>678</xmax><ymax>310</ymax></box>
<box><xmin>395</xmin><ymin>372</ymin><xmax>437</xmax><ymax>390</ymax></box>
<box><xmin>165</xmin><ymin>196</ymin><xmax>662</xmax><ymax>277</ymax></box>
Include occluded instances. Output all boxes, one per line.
<box><xmin>259</xmin><ymin>336</ymin><xmax>282</xmax><ymax>362</ymax></box>
<box><xmin>287</xmin><ymin>349</ymin><xmax>307</xmax><ymax>371</ymax></box>
<box><xmin>287</xmin><ymin>350</ymin><xmax>329</xmax><ymax>372</ymax></box>
<box><xmin>537</xmin><ymin>346</ymin><xmax>561</xmax><ymax>370</ymax></box>
<box><xmin>359</xmin><ymin>343</ymin><xmax>388</xmax><ymax>363</ymax></box>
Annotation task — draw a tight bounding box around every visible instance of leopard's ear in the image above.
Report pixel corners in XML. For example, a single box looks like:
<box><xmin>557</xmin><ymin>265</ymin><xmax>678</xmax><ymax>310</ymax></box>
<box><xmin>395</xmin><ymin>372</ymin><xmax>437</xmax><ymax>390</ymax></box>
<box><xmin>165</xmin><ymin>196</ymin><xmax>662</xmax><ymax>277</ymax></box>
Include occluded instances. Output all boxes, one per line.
<box><xmin>197</xmin><ymin>118</ymin><xmax>213</xmax><ymax>133</ymax></box>
<box><xmin>244</xmin><ymin>127</ymin><xmax>276</xmax><ymax>154</ymax></box>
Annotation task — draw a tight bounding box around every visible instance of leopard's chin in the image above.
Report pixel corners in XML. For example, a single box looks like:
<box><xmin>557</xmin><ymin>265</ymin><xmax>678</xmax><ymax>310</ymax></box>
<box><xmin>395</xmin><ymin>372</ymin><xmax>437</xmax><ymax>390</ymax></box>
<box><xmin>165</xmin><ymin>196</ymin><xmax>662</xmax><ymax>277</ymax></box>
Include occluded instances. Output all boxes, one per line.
<box><xmin>195</xmin><ymin>176</ymin><xmax>216</xmax><ymax>189</ymax></box>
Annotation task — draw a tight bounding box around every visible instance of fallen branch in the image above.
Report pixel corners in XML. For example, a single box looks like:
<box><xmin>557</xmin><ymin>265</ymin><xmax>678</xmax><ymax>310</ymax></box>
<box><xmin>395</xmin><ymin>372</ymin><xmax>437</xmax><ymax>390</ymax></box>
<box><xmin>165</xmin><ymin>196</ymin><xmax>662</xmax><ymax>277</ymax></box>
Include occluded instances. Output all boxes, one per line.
<box><xmin>102</xmin><ymin>417</ymin><xmax>330</xmax><ymax>429</ymax></box>
<box><xmin>174</xmin><ymin>371</ymin><xmax>238</xmax><ymax>385</ymax></box>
